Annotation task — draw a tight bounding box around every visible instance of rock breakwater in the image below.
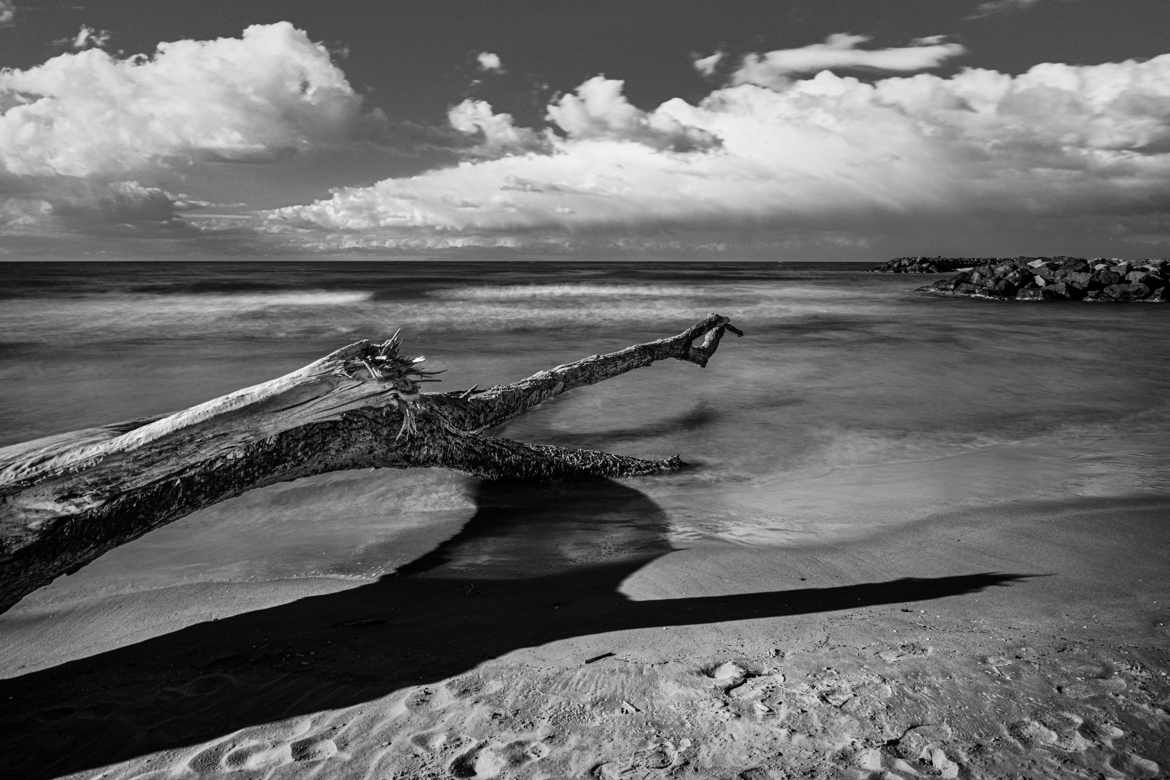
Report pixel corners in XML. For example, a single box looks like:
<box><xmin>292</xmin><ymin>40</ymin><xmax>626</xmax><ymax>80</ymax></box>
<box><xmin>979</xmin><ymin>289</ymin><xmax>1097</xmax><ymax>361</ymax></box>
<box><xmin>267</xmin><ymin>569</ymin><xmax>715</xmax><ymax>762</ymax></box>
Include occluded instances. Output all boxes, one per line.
<box><xmin>873</xmin><ymin>257</ymin><xmax>1001</xmax><ymax>273</ymax></box>
<box><xmin>920</xmin><ymin>257</ymin><xmax>1169</xmax><ymax>302</ymax></box>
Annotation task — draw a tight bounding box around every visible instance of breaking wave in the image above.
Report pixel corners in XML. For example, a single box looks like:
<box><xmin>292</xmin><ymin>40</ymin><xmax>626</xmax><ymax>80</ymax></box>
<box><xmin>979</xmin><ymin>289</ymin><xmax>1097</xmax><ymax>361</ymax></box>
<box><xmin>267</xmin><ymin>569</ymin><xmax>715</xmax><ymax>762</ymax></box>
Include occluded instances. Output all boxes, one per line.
<box><xmin>432</xmin><ymin>283</ymin><xmax>699</xmax><ymax>300</ymax></box>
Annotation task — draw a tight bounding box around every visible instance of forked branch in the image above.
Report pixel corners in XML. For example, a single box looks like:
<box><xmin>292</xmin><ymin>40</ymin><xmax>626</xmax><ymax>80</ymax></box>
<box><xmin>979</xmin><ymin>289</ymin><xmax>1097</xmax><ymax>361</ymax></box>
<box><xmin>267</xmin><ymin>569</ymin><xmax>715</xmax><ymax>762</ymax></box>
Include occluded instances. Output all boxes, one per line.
<box><xmin>0</xmin><ymin>314</ymin><xmax>741</xmax><ymax>613</ymax></box>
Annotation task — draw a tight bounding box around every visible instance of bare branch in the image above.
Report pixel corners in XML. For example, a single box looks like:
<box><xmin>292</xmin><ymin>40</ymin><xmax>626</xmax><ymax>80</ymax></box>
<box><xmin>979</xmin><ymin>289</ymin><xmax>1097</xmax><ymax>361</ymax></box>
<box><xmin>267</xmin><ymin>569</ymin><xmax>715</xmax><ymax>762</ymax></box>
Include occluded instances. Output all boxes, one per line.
<box><xmin>0</xmin><ymin>314</ymin><xmax>740</xmax><ymax>613</ymax></box>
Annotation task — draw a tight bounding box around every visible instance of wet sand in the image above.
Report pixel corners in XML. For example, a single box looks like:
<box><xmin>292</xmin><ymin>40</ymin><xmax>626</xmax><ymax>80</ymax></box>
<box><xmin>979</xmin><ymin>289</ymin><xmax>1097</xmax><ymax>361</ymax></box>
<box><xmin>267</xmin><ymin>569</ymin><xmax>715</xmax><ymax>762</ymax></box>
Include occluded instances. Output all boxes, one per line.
<box><xmin>0</xmin><ymin>484</ymin><xmax>1166</xmax><ymax>779</ymax></box>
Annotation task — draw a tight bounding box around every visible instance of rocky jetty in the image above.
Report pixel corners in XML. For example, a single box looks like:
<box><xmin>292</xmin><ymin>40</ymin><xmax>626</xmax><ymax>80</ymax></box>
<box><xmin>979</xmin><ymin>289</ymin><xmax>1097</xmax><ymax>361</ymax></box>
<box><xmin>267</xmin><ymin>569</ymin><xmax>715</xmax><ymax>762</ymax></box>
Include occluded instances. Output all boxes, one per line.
<box><xmin>921</xmin><ymin>257</ymin><xmax>1169</xmax><ymax>302</ymax></box>
<box><xmin>873</xmin><ymin>257</ymin><xmax>999</xmax><ymax>273</ymax></box>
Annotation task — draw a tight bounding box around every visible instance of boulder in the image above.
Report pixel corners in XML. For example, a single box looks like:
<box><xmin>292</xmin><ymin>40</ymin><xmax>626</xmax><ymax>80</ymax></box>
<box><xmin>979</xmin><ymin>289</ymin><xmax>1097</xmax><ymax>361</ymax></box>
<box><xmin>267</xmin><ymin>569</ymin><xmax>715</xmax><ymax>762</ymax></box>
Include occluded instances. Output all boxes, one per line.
<box><xmin>915</xmin><ymin>256</ymin><xmax>1167</xmax><ymax>301</ymax></box>
<box><xmin>1016</xmin><ymin>287</ymin><xmax>1043</xmax><ymax>300</ymax></box>
<box><xmin>1103</xmin><ymin>283</ymin><xmax>1150</xmax><ymax>301</ymax></box>
<box><xmin>1127</xmin><ymin>271</ymin><xmax>1165</xmax><ymax>293</ymax></box>
<box><xmin>872</xmin><ymin>257</ymin><xmax>985</xmax><ymax>273</ymax></box>
<box><xmin>1034</xmin><ymin>265</ymin><xmax>1058</xmax><ymax>282</ymax></box>
<box><xmin>1101</xmin><ymin>270</ymin><xmax>1122</xmax><ymax>286</ymax></box>
<box><xmin>991</xmin><ymin>278</ymin><xmax>1018</xmax><ymax>298</ymax></box>
<box><xmin>1041</xmin><ymin>282</ymin><xmax>1074</xmax><ymax>300</ymax></box>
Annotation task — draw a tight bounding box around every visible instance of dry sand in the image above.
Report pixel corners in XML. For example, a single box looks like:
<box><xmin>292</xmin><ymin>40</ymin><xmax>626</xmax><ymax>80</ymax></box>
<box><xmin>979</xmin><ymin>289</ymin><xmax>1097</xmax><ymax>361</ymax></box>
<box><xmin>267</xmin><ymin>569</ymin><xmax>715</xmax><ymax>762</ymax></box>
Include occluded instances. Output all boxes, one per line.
<box><xmin>0</xmin><ymin>489</ymin><xmax>1167</xmax><ymax>779</ymax></box>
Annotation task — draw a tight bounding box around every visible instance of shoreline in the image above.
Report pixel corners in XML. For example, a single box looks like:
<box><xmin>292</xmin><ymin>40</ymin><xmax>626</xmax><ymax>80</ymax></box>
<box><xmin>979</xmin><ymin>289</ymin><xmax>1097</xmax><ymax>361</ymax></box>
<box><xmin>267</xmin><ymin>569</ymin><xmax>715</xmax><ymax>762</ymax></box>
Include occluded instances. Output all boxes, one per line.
<box><xmin>1</xmin><ymin>261</ymin><xmax>1167</xmax><ymax>779</ymax></box>
<box><xmin>1</xmin><ymin>492</ymin><xmax>1166</xmax><ymax>778</ymax></box>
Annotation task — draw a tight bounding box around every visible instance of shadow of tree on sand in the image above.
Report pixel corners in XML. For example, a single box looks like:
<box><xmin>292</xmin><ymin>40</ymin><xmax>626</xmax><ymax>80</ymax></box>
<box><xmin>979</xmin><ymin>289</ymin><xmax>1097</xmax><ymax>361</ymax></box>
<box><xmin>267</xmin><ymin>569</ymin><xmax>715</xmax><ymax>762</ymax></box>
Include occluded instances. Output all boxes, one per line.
<box><xmin>0</xmin><ymin>476</ymin><xmax>1030</xmax><ymax>778</ymax></box>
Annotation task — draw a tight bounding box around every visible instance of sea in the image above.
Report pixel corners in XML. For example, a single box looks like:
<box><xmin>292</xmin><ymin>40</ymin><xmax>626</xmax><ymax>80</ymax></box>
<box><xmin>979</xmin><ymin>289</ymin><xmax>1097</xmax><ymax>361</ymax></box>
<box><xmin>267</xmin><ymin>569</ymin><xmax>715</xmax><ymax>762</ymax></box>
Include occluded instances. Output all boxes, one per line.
<box><xmin>1</xmin><ymin>260</ymin><xmax>1168</xmax><ymax>613</ymax></box>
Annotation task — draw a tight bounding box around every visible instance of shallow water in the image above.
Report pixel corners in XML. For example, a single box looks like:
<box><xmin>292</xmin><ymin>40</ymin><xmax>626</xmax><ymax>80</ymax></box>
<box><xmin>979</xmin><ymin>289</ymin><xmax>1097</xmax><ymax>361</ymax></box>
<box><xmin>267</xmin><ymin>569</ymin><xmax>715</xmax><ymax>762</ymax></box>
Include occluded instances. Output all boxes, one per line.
<box><xmin>1</xmin><ymin>260</ymin><xmax>1169</xmax><ymax>603</ymax></box>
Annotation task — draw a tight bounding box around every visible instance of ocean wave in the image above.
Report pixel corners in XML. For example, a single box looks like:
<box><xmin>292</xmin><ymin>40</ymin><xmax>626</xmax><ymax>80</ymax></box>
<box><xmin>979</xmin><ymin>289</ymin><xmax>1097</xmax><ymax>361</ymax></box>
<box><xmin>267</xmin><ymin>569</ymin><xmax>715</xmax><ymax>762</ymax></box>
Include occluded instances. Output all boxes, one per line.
<box><xmin>0</xmin><ymin>290</ymin><xmax>378</xmax><ymax>346</ymax></box>
<box><xmin>377</xmin><ymin>299</ymin><xmax>891</xmax><ymax>331</ymax></box>
<box><xmin>430</xmin><ymin>281</ymin><xmax>887</xmax><ymax>305</ymax></box>
<box><xmin>431</xmin><ymin>283</ymin><xmax>700</xmax><ymax>300</ymax></box>
<box><xmin>0</xmin><ymin>295</ymin><xmax>891</xmax><ymax>348</ymax></box>
<box><xmin>0</xmin><ymin>290</ymin><xmax>375</xmax><ymax>323</ymax></box>
<box><xmin>0</xmin><ymin>278</ymin><xmax>900</xmax><ymax>349</ymax></box>
<box><xmin>168</xmin><ymin>290</ymin><xmax>376</xmax><ymax>308</ymax></box>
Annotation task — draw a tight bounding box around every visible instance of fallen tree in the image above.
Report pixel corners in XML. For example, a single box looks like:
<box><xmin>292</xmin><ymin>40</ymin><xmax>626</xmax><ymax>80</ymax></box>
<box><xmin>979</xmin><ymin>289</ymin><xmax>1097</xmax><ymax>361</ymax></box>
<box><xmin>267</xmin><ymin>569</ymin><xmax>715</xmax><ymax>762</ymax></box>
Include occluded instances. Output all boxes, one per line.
<box><xmin>0</xmin><ymin>313</ymin><xmax>741</xmax><ymax>614</ymax></box>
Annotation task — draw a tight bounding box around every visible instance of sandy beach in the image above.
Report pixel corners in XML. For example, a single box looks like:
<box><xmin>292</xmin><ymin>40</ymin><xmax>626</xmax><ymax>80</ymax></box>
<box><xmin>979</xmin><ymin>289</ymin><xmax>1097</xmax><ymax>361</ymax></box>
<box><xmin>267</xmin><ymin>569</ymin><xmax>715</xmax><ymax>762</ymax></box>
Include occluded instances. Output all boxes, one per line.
<box><xmin>1</xmin><ymin>262</ymin><xmax>1168</xmax><ymax>779</ymax></box>
<box><xmin>1</xmin><ymin>482</ymin><xmax>1166</xmax><ymax>779</ymax></box>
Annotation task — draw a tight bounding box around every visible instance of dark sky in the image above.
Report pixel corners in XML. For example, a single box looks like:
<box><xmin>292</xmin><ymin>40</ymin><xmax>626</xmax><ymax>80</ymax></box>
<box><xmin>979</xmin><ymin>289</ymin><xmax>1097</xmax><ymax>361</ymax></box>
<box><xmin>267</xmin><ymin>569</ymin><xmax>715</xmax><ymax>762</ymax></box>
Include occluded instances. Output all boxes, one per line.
<box><xmin>2</xmin><ymin>1</ymin><xmax>1170</xmax><ymax>260</ymax></box>
<box><xmin>7</xmin><ymin>0</ymin><xmax>1169</xmax><ymax>126</ymax></box>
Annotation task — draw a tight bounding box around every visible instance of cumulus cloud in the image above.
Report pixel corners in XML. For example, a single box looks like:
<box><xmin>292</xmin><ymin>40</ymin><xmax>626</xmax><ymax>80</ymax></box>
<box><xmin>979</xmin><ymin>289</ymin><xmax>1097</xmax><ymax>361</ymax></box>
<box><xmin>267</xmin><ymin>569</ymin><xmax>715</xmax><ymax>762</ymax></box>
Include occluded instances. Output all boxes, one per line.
<box><xmin>693</xmin><ymin>51</ymin><xmax>724</xmax><ymax>77</ymax></box>
<box><xmin>69</xmin><ymin>25</ymin><xmax>113</xmax><ymax>50</ymax></box>
<box><xmin>0</xmin><ymin>1</ymin><xmax>14</xmax><ymax>27</ymax></box>
<box><xmin>733</xmin><ymin>33</ymin><xmax>967</xmax><ymax>88</ymax></box>
<box><xmin>545</xmin><ymin>76</ymin><xmax>719</xmax><ymax>151</ymax></box>
<box><xmin>270</xmin><ymin>53</ymin><xmax>1170</xmax><ymax>253</ymax></box>
<box><xmin>0</xmin><ymin>21</ymin><xmax>367</xmax><ymax>179</ymax></box>
<box><xmin>0</xmin><ymin>21</ymin><xmax>380</xmax><ymax>235</ymax></box>
<box><xmin>447</xmin><ymin>79</ymin><xmax>719</xmax><ymax>157</ymax></box>
<box><xmin>52</xmin><ymin>24</ymin><xmax>113</xmax><ymax>51</ymax></box>
<box><xmin>476</xmin><ymin>51</ymin><xmax>502</xmax><ymax>72</ymax></box>
<box><xmin>448</xmin><ymin>99</ymin><xmax>550</xmax><ymax>153</ymax></box>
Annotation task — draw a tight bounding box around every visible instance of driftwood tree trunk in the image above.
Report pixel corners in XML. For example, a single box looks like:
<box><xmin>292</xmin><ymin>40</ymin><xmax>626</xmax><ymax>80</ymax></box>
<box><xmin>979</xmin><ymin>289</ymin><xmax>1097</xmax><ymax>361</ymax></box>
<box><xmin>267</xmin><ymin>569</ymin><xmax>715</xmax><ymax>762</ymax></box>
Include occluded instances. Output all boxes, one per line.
<box><xmin>0</xmin><ymin>314</ymin><xmax>741</xmax><ymax>614</ymax></box>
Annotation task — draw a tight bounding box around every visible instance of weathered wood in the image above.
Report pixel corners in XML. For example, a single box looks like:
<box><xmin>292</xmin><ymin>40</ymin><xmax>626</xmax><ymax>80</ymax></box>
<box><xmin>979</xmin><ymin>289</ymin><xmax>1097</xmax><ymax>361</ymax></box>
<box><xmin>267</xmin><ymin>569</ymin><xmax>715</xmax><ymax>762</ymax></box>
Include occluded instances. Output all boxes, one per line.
<box><xmin>0</xmin><ymin>314</ymin><xmax>741</xmax><ymax>614</ymax></box>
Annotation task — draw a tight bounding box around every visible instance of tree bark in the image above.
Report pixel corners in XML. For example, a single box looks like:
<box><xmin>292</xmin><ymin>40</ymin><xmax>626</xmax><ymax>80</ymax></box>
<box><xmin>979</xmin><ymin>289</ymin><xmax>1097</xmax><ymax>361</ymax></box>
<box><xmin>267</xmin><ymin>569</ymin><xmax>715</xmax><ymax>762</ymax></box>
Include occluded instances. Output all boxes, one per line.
<box><xmin>0</xmin><ymin>313</ymin><xmax>741</xmax><ymax>614</ymax></box>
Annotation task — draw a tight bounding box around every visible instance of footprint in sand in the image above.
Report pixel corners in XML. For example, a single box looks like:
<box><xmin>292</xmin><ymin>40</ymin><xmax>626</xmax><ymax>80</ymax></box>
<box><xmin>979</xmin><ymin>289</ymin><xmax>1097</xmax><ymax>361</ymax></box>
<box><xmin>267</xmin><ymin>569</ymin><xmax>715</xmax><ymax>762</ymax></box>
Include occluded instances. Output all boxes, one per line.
<box><xmin>728</xmin><ymin>672</ymin><xmax>786</xmax><ymax>701</ymax></box>
<box><xmin>188</xmin><ymin>739</ymin><xmax>240</xmax><ymax>774</ymax></box>
<box><xmin>1008</xmin><ymin>713</ymin><xmax>1097</xmax><ymax>753</ymax></box>
<box><xmin>853</xmin><ymin>747</ymin><xmax>930</xmax><ymax>779</ymax></box>
<box><xmin>633</xmin><ymin>737</ymin><xmax>691</xmax><ymax>771</ymax></box>
<box><xmin>450</xmin><ymin>739</ymin><xmax>549</xmax><ymax>779</ymax></box>
<box><xmin>590</xmin><ymin>762</ymin><xmax>622</xmax><ymax>780</ymax></box>
<box><xmin>877</xmin><ymin>643</ymin><xmax>932</xmax><ymax>663</ymax></box>
<box><xmin>1110</xmin><ymin>752</ymin><xmax>1161</xmax><ymax>778</ymax></box>
<box><xmin>1078</xmin><ymin>718</ymin><xmax>1125</xmax><ymax>747</ymax></box>
<box><xmin>819</xmin><ymin>686</ymin><xmax>854</xmax><ymax>708</ymax></box>
<box><xmin>866</xmin><ymin>725</ymin><xmax>961</xmax><ymax>780</ymax></box>
<box><xmin>186</xmin><ymin>730</ymin><xmax>338</xmax><ymax>775</ymax></box>
<box><xmin>592</xmin><ymin>737</ymin><xmax>691</xmax><ymax>778</ymax></box>
<box><xmin>1007</xmin><ymin>718</ymin><xmax>1059</xmax><ymax>748</ymax></box>
<box><xmin>923</xmin><ymin>747</ymin><xmax>961</xmax><ymax>778</ymax></box>
<box><xmin>222</xmin><ymin>741</ymin><xmax>291</xmax><ymax>772</ymax></box>
<box><xmin>405</xmin><ymin>686</ymin><xmax>437</xmax><ymax>710</ymax></box>
<box><xmin>290</xmin><ymin>736</ymin><xmax>338</xmax><ymax>762</ymax></box>
<box><xmin>1035</xmin><ymin>711</ymin><xmax>1092</xmax><ymax>752</ymax></box>
<box><xmin>737</xmin><ymin>769</ymin><xmax>771</xmax><ymax>780</ymax></box>
<box><xmin>409</xmin><ymin>729</ymin><xmax>455</xmax><ymax>754</ymax></box>
<box><xmin>707</xmin><ymin>661</ymin><xmax>749</xmax><ymax>689</ymax></box>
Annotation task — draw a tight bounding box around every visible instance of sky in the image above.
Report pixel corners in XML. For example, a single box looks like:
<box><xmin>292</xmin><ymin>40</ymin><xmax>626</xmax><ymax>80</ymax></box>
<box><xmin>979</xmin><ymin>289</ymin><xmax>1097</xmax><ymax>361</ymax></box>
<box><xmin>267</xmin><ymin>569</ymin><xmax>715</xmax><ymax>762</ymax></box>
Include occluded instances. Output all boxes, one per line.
<box><xmin>1</xmin><ymin>0</ymin><xmax>1169</xmax><ymax>259</ymax></box>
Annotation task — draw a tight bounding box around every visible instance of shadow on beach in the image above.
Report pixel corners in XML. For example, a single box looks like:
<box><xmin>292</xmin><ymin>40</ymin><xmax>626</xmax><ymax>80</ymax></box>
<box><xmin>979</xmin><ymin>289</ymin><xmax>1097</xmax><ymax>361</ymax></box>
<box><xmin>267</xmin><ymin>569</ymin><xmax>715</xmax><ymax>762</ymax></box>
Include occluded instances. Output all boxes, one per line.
<box><xmin>0</xmin><ymin>476</ymin><xmax>1028</xmax><ymax>778</ymax></box>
